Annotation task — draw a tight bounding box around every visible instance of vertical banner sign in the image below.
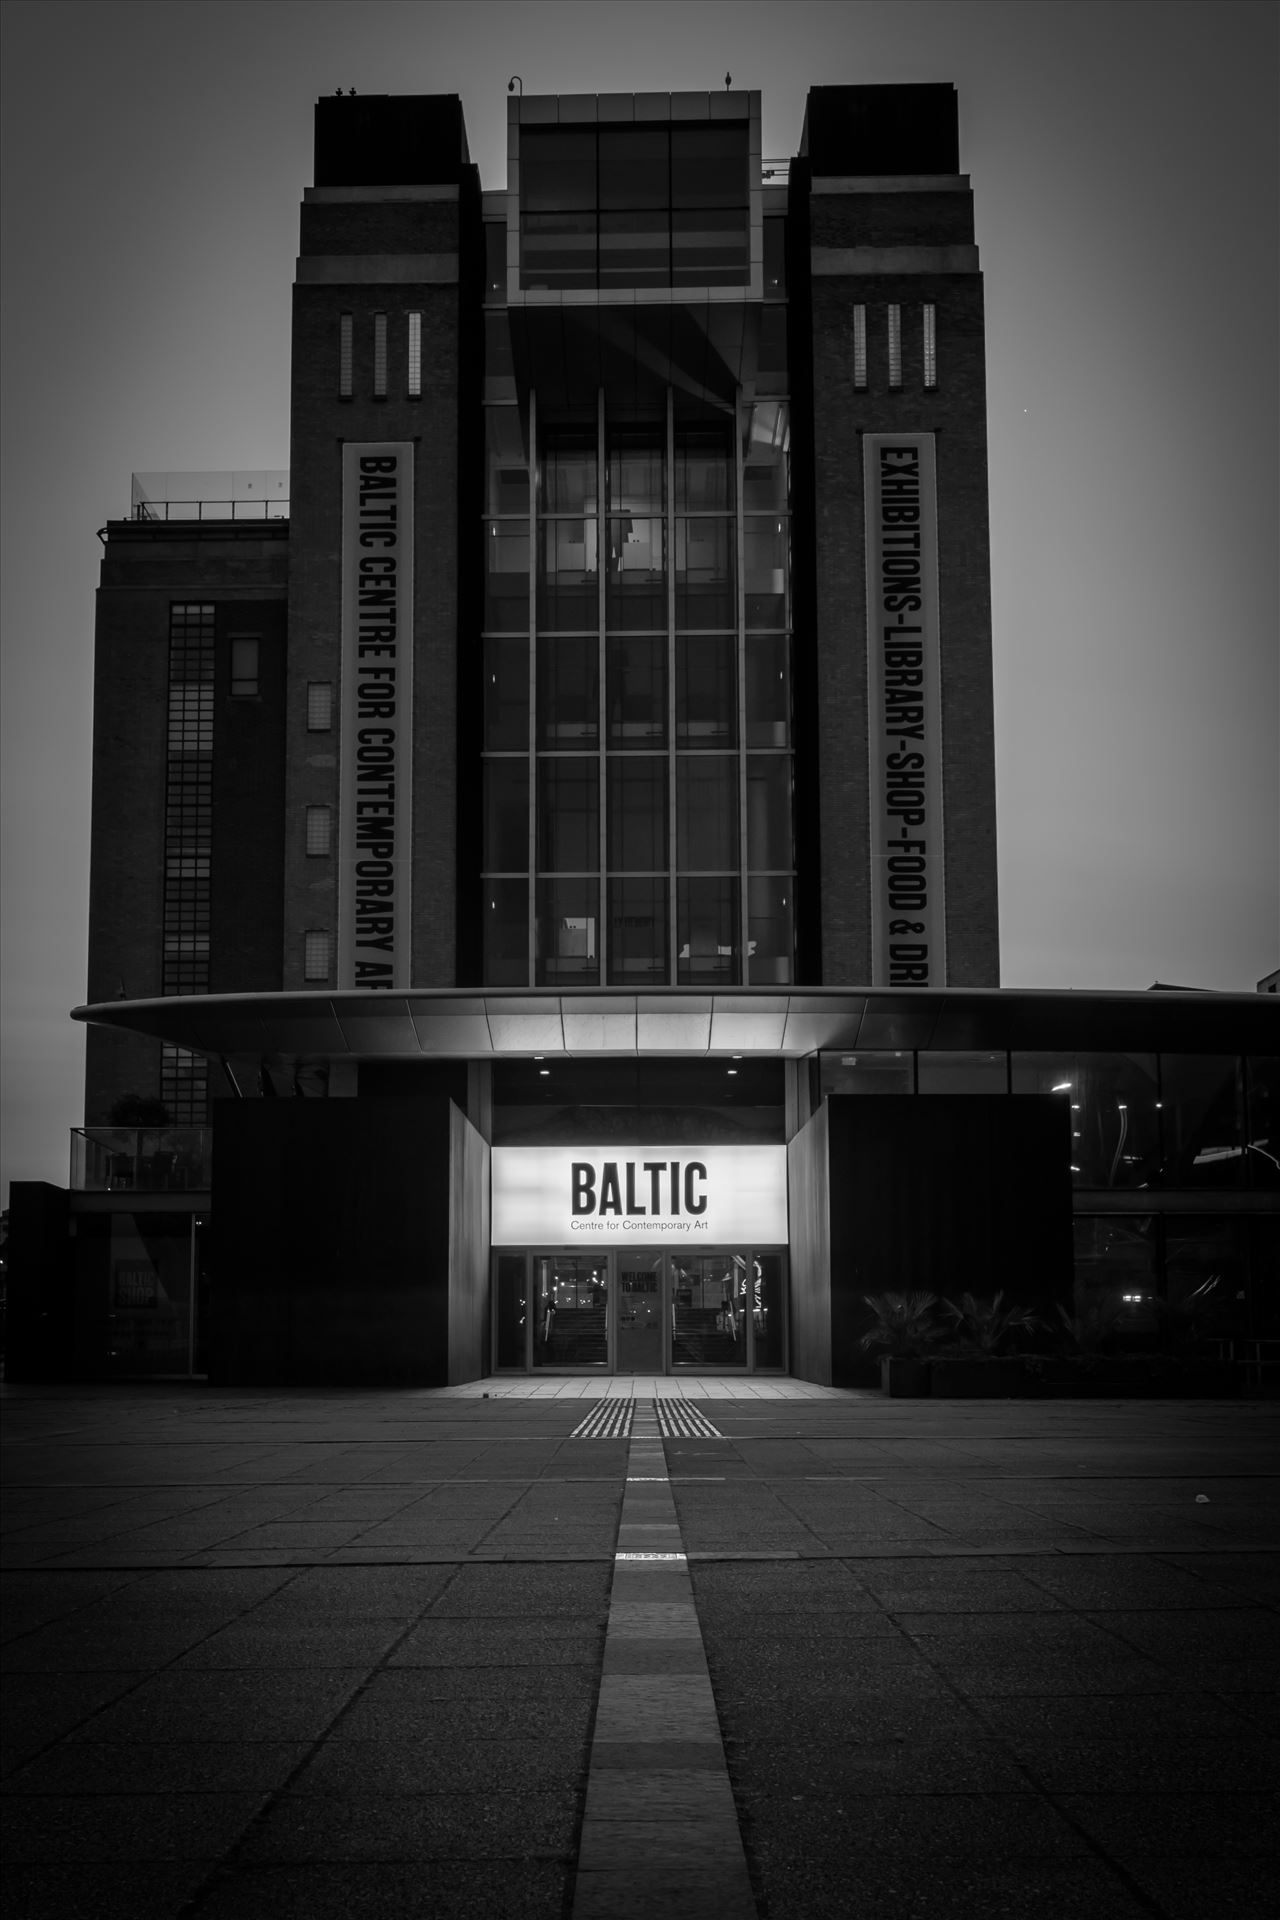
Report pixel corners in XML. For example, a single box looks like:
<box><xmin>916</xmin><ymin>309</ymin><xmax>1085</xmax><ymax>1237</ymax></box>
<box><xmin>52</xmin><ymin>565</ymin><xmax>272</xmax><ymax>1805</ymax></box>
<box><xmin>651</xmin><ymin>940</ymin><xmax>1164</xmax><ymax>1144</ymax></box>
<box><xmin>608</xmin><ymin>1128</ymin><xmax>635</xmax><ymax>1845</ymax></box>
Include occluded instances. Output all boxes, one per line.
<box><xmin>338</xmin><ymin>444</ymin><xmax>414</xmax><ymax>988</ymax></box>
<box><xmin>864</xmin><ymin>433</ymin><xmax>946</xmax><ymax>986</ymax></box>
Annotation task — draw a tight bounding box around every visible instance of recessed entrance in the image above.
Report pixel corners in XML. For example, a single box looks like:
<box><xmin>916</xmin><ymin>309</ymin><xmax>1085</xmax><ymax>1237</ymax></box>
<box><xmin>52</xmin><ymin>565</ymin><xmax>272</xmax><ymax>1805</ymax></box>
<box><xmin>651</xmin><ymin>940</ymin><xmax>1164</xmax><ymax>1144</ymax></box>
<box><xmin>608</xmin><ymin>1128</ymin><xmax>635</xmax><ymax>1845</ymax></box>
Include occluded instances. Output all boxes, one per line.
<box><xmin>491</xmin><ymin>1248</ymin><xmax>787</xmax><ymax>1374</ymax></box>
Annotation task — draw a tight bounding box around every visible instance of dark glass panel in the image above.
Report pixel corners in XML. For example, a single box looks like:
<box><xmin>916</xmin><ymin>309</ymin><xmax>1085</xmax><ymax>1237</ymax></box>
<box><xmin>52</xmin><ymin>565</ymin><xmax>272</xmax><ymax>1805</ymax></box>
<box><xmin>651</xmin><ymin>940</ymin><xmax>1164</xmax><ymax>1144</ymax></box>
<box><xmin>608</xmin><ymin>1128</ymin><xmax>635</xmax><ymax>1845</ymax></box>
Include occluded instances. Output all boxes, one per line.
<box><xmin>677</xmin><ymin>875</ymin><xmax>739</xmax><ymax>984</ymax></box>
<box><xmin>670</xmin><ymin>125</ymin><xmax>748</xmax><ymax>207</ymax></box>
<box><xmin>484</xmin><ymin>523</ymin><xmax>529</xmax><ymax>631</ymax></box>
<box><xmin>483</xmin><ymin>759</ymin><xmax>528</xmax><ymax>871</ymax></box>
<box><xmin>484</xmin><ymin>310</ymin><xmax>514</xmax><ymax>379</ymax></box>
<box><xmin>671</xmin><ymin>1252</ymin><xmax>748</xmax><ymax>1369</ymax></box>
<box><xmin>532</xmin><ymin>1252</ymin><xmax>607</xmax><ymax>1365</ymax></box>
<box><xmin>1163</xmin><ymin>1217</ymin><xmax>1251</xmax><ymax>1339</ymax></box>
<box><xmin>495</xmin><ymin>1253</ymin><xmax>528</xmax><ymax>1368</ymax></box>
<box><xmin>757</xmin><ymin>303</ymin><xmax>788</xmax><ymax>383</ymax></box>
<box><xmin>537</xmin><ymin>758</ymin><xmax>599</xmax><ymax>871</ymax></box>
<box><xmin>820</xmin><ymin>1051</ymin><xmax>914</xmax><ymax>1096</ymax></box>
<box><xmin>1011</xmin><ymin>1053</ymin><xmax>1160</xmax><ymax>1189</ymax></box>
<box><xmin>537</xmin><ymin>636</ymin><xmax>598</xmax><ymax>747</ymax></box>
<box><xmin>599</xmin><ymin>127</ymin><xmax>669</xmax><ymax>207</ymax></box>
<box><xmin>537</xmin><ymin>519</ymin><xmax>598</xmax><ymax>631</ymax></box>
<box><xmin>1246</xmin><ymin>1056</ymin><xmax>1279</xmax><ymax>1188</ymax></box>
<box><xmin>745</xmin><ymin>634</ymin><xmax>789</xmax><ymax>746</ymax></box>
<box><xmin>1159</xmin><ymin>1055</ymin><xmax>1244</xmax><ymax>1189</ymax></box>
<box><xmin>676</xmin><ymin>756</ymin><xmax>738</xmax><ymax>869</ymax></box>
<box><xmin>536</xmin><ymin>879</ymin><xmax>599</xmax><ymax>986</ymax></box>
<box><xmin>607</xmin><ymin>634</ymin><xmax>667</xmax><ymax>748</ymax></box>
<box><xmin>676</xmin><ymin>634</ymin><xmax>736</xmax><ymax>745</ymax></box>
<box><xmin>608</xmin><ymin>438</ymin><xmax>664</xmax><ymax>515</ymax></box>
<box><xmin>608</xmin><ymin>878</ymin><xmax>669</xmax><ymax>983</ymax></box>
<box><xmin>746</xmin><ymin>756</ymin><xmax>791</xmax><ymax>870</ymax></box>
<box><xmin>742</xmin><ymin>400</ymin><xmax>790</xmax><ymax>512</ymax></box>
<box><xmin>541</xmin><ymin>432</ymin><xmax>598</xmax><ymax>513</ymax></box>
<box><xmin>674</xmin><ymin>427</ymin><xmax>732</xmax><ymax>511</ymax></box>
<box><xmin>485</xmin><ymin>407</ymin><xmax>528</xmax><ymax>516</ymax></box>
<box><xmin>744</xmin><ymin>517</ymin><xmax>788</xmax><ymax>627</ymax></box>
<box><xmin>747</xmin><ymin>877</ymin><xmax>792</xmax><ymax>985</ymax></box>
<box><xmin>483</xmin><ymin>878</ymin><xmax>528</xmax><ymax>986</ymax></box>
<box><xmin>606</xmin><ymin>516</ymin><xmax>665</xmax><ymax>629</ymax></box>
<box><xmin>675</xmin><ymin>519</ymin><xmax>735</xmax><ymax>628</ymax></box>
<box><xmin>599</xmin><ymin>211</ymin><xmax>670</xmax><ymax>288</ymax></box>
<box><xmin>672</xmin><ymin>206</ymin><xmax>750</xmax><ymax>286</ymax></box>
<box><xmin>1072</xmin><ymin>1217</ymin><xmax>1158</xmax><ymax>1333</ymax></box>
<box><xmin>520</xmin><ymin>129</ymin><xmax>597</xmax><ymax>211</ymax></box>
<box><xmin>763</xmin><ymin>217</ymin><xmax>786</xmax><ymax>294</ymax></box>
<box><xmin>752</xmin><ymin>1253</ymin><xmax>785</xmax><ymax>1367</ymax></box>
<box><xmin>917</xmin><ymin>1052</ymin><xmax>1008</xmax><ymax>1095</ymax></box>
<box><xmin>520</xmin><ymin>210</ymin><xmax>597</xmax><ymax>289</ymax></box>
<box><xmin>484</xmin><ymin>222</ymin><xmax>507</xmax><ymax>300</ymax></box>
<box><xmin>607</xmin><ymin>756</ymin><xmax>667</xmax><ymax>871</ymax></box>
<box><xmin>483</xmin><ymin>636</ymin><xmax>528</xmax><ymax>751</ymax></box>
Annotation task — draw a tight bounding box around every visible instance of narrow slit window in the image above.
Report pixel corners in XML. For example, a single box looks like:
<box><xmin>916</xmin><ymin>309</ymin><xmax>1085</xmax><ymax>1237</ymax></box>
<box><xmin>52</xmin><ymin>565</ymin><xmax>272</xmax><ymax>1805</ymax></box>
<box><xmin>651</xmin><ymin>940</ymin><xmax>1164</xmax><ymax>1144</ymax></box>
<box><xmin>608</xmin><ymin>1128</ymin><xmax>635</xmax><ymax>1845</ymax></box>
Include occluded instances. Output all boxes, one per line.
<box><xmin>304</xmin><ymin>930</ymin><xmax>332</xmax><ymax>981</ymax></box>
<box><xmin>307</xmin><ymin>682</ymin><xmax>333</xmax><ymax>731</ymax></box>
<box><xmin>853</xmin><ymin>305</ymin><xmax>867</xmax><ymax>389</ymax></box>
<box><xmin>373</xmin><ymin>312</ymin><xmax>387</xmax><ymax>397</ymax></box>
<box><xmin>887</xmin><ymin>305</ymin><xmax>902</xmax><ymax>389</ymax></box>
<box><xmin>339</xmin><ymin>313</ymin><xmax>353</xmax><ymax>397</ymax></box>
<box><xmin>305</xmin><ymin>806</ymin><xmax>332</xmax><ymax>856</ymax></box>
<box><xmin>923</xmin><ymin>303</ymin><xmax>937</xmax><ymax>389</ymax></box>
<box><xmin>407</xmin><ymin>311</ymin><xmax>422</xmax><ymax>398</ymax></box>
<box><xmin>229</xmin><ymin>636</ymin><xmax>259</xmax><ymax>698</ymax></box>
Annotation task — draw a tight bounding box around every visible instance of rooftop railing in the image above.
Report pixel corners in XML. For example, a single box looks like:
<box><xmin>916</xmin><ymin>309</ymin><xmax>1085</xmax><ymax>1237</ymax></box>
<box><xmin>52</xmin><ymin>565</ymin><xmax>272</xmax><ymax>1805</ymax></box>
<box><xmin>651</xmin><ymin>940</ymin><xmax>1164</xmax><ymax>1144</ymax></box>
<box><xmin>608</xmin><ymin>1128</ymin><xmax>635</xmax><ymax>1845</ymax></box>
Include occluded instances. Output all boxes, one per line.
<box><xmin>130</xmin><ymin>472</ymin><xmax>289</xmax><ymax>522</ymax></box>
<box><xmin>71</xmin><ymin>1128</ymin><xmax>212</xmax><ymax>1193</ymax></box>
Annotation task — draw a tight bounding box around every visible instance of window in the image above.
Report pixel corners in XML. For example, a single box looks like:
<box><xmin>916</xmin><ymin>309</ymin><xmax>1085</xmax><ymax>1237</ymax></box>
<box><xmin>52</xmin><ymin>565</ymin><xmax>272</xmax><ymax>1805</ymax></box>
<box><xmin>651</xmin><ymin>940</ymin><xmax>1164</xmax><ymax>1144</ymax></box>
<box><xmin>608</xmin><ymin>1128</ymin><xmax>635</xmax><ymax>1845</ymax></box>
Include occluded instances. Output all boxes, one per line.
<box><xmin>373</xmin><ymin>312</ymin><xmax>387</xmax><ymax>397</ymax></box>
<box><xmin>229</xmin><ymin>636</ymin><xmax>259</xmax><ymax>698</ymax></box>
<box><xmin>307</xmin><ymin>682</ymin><xmax>333</xmax><ymax>731</ymax></box>
<box><xmin>853</xmin><ymin>306</ymin><xmax>867</xmax><ymax>389</ymax></box>
<box><xmin>407</xmin><ymin>311</ymin><xmax>422</xmax><ymax>397</ymax></box>
<box><xmin>923</xmin><ymin>303</ymin><xmax>937</xmax><ymax>389</ymax></box>
<box><xmin>339</xmin><ymin>313</ymin><xmax>353</xmax><ymax>397</ymax></box>
<box><xmin>887</xmin><ymin>305</ymin><xmax>902</xmax><ymax>389</ymax></box>
<box><xmin>305</xmin><ymin>806</ymin><xmax>332</xmax><ymax>856</ymax></box>
<box><xmin>304</xmin><ymin>930</ymin><xmax>332</xmax><ymax>982</ymax></box>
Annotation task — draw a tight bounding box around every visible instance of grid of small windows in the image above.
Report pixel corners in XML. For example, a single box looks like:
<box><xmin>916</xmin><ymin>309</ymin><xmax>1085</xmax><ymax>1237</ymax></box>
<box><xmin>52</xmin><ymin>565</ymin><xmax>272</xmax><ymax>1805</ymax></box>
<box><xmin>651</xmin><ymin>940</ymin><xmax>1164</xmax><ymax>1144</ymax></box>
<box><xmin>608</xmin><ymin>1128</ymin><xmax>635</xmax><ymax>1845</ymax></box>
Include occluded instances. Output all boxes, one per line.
<box><xmin>373</xmin><ymin>312</ymin><xmax>387</xmax><ymax>397</ymax></box>
<box><xmin>305</xmin><ymin>805</ymin><xmax>332</xmax><ymax>856</ymax></box>
<box><xmin>304</xmin><ymin>930</ymin><xmax>332</xmax><ymax>981</ymax></box>
<box><xmin>853</xmin><ymin>305</ymin><xmax>867</xmax><ymax>389</ymax></box>
<box><xmin>407</xmin><ymin>311</ymin><xmax>422</xmax><ymax>398</ymax></box>
<box><xmin>160</xmin><ymin>1043</ymin><xmax>207</xmax><ymax>1127</ymax></box>
<box><xmin>887</xmin><ymin>305</ymin><xmax>902</xmax><ymax>389</ymax></box>
<box><xmin>480</xmin><ymin>393</ymin><xmax>794</xmax><ymax>986</ymax></box>
<box><xmin>306</xmin><ymin>681</ymin><xmax>333</xmax><ymax>731</ymax></box>
<box><xmin>923</xmin><ymin>303</ymin><xmax>937</xmax><ymax>389</ymax></box>
<box><xmin>339</xmin><ymin>313</ymin><xmax>353</xmax><ymax>397</ymax></box>
<box><xmin>162</xmin><ymin>604</ymin><xmax>215</xmax><ymax>1118</ymax></box>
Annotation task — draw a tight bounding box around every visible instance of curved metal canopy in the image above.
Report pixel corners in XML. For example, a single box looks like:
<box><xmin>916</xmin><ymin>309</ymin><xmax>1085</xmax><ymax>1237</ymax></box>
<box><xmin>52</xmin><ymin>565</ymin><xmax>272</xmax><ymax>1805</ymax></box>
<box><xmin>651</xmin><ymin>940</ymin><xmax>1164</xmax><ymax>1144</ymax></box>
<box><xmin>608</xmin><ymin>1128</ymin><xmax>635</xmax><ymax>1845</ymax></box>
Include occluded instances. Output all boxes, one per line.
<box><xmin>72</xmin><ymin>985</ymin><xmax>1276</xmax><ymax>1074</ymax></box>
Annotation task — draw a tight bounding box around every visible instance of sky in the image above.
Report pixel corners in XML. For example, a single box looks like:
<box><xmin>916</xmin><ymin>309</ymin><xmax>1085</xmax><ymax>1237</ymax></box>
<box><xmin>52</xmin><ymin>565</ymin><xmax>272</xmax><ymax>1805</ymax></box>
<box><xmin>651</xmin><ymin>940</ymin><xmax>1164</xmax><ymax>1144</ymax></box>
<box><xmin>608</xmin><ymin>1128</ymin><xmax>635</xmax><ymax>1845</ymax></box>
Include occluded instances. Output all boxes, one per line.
<box><xmin>1</xmin><ymin>0</ymin><xmax>1276</xmax><ymax>1202</ymax></box>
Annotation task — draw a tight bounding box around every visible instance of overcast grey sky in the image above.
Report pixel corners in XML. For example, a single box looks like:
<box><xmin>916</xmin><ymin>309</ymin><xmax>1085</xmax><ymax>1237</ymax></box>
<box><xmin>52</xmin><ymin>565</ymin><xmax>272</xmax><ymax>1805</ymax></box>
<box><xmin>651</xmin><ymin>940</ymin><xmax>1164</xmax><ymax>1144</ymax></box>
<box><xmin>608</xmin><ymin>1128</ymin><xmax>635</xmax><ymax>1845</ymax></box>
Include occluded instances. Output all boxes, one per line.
<box><xmin>1</xmin><ymin>0</ymin><xmax>1277</xmax><ymax>1202</ymax></box>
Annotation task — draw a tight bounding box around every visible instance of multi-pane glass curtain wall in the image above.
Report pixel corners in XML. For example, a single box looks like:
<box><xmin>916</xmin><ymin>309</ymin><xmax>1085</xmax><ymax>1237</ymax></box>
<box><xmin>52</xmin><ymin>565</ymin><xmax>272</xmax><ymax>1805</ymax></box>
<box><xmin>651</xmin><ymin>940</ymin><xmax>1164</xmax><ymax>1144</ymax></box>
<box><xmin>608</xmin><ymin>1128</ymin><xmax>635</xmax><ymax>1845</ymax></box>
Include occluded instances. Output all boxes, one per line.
<box><xmin>482</xmin><ymin>391</ymin><xmax>794</xmax><ymax>987</ymax></box>
<box><xmin>162</xmin><ymin>604</ymin><xmax>213</xmax><ymax>1123</ymax></box>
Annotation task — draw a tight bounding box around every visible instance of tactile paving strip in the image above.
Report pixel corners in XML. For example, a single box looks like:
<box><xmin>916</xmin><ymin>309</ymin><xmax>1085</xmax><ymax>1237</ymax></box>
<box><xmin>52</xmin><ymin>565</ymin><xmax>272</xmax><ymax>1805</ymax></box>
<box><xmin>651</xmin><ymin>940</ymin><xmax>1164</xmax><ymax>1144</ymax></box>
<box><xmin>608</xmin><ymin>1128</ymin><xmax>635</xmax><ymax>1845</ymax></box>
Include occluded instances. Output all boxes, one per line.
<box><xmin>655</xmin><ymin>1401</ymin><xmax>723</xmax><ymax>1439</ymax></box>
<box><xmin>571</xmin><ymin>1399</ymin><xmax>635</xmax><ymax>1440</ymax></box>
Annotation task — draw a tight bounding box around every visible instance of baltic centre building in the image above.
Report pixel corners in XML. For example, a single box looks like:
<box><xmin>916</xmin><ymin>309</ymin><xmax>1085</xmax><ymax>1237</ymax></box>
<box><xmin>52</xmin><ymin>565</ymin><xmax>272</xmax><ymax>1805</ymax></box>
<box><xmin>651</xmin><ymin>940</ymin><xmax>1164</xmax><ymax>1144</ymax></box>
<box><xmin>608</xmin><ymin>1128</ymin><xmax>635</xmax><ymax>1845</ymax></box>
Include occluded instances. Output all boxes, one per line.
<box><xmin>9</xmin><ymin>84</ymin><xmax>1276</xmax><ymax>1386</ymax></box>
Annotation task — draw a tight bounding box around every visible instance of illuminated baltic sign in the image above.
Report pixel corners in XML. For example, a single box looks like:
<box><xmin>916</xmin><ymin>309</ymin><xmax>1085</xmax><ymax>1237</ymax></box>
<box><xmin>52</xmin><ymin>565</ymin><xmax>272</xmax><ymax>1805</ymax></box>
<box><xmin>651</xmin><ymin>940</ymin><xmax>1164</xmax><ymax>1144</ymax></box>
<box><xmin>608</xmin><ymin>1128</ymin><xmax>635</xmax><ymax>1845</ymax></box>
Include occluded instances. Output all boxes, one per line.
<box><xmin>864</xmin><ymin>431</ymin><xmax>946</xmax><ymax>987</ymax></box>
<box><xmin>337</xmin><ymin>442</ymin><xmax>414</xmax><ymax>988</ymax></box>
<box><xmin>491</xmin><ymin>1144</ymin><xmax>788</xmax><ymax>1246</ymax></box>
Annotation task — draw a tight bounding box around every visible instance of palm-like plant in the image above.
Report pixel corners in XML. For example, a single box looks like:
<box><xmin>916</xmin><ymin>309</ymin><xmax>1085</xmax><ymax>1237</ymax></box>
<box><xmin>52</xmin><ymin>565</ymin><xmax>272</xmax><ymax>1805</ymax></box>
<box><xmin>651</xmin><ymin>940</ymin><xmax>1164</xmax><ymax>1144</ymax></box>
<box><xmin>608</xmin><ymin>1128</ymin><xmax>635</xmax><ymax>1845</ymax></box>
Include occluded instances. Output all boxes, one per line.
<box><xmin>859</xmin><ymin>1291</ymin><xmax>946</xmax><ymax>1357</ymax></box>
<box><xmin>1055</xmin><ymin>1299</ymin><xmax>1121</xmax><ymax>1355</ymax></box>
<box><xmin>941</xmin><ymin>1291</ymin><xmax>1042</xmax><ymax>1356</ymax></box>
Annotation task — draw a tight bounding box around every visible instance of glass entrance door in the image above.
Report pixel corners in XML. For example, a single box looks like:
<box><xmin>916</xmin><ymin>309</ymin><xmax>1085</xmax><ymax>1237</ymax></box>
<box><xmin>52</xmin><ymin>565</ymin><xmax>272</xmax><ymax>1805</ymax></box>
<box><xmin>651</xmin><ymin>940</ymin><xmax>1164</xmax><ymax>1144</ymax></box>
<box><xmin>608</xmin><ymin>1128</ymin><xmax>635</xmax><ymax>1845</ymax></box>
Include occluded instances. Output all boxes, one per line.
<box><xmin>616</xmin><ymin>1250</ymin><xmax>664</xmax><ymax>1372</ymax></box>
<box><xmin>670</xmin><ymin>1252</ymin><xmax>749</xmax><ymax>1369</ymax></box>
<box><xmin>532</xmin><ymin>1253</ymin><xmax>609</xmax><ymax>1368</ymax></box>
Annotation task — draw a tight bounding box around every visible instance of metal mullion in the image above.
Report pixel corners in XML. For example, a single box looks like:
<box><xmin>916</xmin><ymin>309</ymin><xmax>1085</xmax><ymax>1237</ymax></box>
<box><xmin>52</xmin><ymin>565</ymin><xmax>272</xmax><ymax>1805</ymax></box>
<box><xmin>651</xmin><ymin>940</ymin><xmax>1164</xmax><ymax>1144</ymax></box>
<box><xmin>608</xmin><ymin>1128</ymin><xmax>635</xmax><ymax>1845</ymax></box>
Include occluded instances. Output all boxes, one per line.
<box><xmin>597</xmin><ymin>387</ymin><xmax>607</xmax><ymax>987</ymax></box>
<box><xmin>735</xmin><ymin>392</ymin><xmax>748</xmax><ymax>984</ymax></box>
<box><xmin>666</xmin><ymin>386</ymin><xmax>677</xmax><ymax>983</ymax></box>
<box><xmin>527</xmin><ymin>387</ymin><xmax>538</xmax><ymax>986</ymax></box>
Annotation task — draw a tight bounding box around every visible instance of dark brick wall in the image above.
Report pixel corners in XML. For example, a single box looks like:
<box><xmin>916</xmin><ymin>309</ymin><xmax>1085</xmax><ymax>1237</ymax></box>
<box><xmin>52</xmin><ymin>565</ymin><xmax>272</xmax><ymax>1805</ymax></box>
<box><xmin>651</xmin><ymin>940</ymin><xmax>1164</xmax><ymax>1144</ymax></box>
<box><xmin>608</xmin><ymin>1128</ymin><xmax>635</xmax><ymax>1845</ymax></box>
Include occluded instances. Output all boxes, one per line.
<box><xmin>85</xmin><ymin>526</ymin><xmax>287</xmax><ymax>1121</ymax></box>
<box><xmin>793</xmin><ymin>174</ymin><xmax>999</xmax><ymax>986</ymax></box>
<box><xmin>284</xmin><ymin>177</ymin><xmax>482</xmax><ymax>990</ymax></box>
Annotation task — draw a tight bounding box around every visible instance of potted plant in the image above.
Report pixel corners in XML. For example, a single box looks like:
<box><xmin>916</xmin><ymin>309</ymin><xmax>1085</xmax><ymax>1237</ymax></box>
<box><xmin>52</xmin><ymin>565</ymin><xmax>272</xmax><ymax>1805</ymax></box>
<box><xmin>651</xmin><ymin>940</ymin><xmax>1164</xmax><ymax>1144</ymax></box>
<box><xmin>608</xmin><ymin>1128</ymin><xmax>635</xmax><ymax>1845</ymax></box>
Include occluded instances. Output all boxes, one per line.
<box><xmin>859</xmin><ymin>1292</ymin><xmax>945</xmax><ymax>1396</ymax></box>
<box><xmin>930</xmin><ymin>1292</ymin><xmax>1044</xmax><ymax>1396</ymax></box>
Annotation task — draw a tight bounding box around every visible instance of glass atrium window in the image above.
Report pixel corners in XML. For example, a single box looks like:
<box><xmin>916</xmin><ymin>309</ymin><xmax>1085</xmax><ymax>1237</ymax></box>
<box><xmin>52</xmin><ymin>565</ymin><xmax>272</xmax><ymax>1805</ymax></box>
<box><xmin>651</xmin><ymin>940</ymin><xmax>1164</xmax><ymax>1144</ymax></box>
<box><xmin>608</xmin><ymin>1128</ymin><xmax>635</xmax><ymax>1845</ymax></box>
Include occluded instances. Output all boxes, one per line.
<box><xmin>483</xmin><ymin>759</ymin><xmax>529</xmax><ymax>872</ymax></box>
<box><xmin>1012</xmin><ymin>1053</ymin><xmax>1160</xmax><ymax>1188</ymax></box>
<box><xmin>537</xmin><ymin>758</ymin><xmax>599</xmax><ymax>872</ymax></box>
<box><xmin>677</xmin><ymin>876</ymin><xmax>739</xmax><ymax>984</ymax></box>
<box><xmin>608</xmin><ymin>878</ymin><xmax>668</xmax><ymax>983</ymax></box>
<box><xmin>537</xmin><ymin>636</ymin><xmax>598</xmax><ymax>747</ymax></box>
<box><xmin>1159</xmin><ymin>1056</ymin><xmax>1244</xmax><ymax>1189</ymax></box>
<box><xmin>677</xmin><ymin>757</ymin><xmax>738</xmax><ymax>870</ymax></box>
<box><xmin>484</xmin><ymin>636</ymin><xmax>528</xmax><ymax>751</ymax></box>
<box><xmin>306</xmin><ymin>682</ymin><xmax>333</xmax><ymax>731</ymax></box>
<box><xmin>820</xmin><ymin>1052</ymin><xmax>914</xmax><ymax>1097</ymax></box>
<box><xmin>486</xmin><ymin>408</ymin><xmax>528</xmax><ymax>516</ymax></box>
<box><xmin>607</xmin><ymin>635</ymin><xmax>667</xmax><ymax>748</ymax></box>
<box><xmin>537</xmin><ymin>878</ymin><xmax>599</xmax><ymax>985</ymax></box>
<box><xmin>607</xmin><ymin>757</ymin><xmax>667</xmax><ymax>871</ymax></box>
<box><xmin>484</xmin><ymin>879</ymin><xmax>528</xmax><ymax>985</ymax></box>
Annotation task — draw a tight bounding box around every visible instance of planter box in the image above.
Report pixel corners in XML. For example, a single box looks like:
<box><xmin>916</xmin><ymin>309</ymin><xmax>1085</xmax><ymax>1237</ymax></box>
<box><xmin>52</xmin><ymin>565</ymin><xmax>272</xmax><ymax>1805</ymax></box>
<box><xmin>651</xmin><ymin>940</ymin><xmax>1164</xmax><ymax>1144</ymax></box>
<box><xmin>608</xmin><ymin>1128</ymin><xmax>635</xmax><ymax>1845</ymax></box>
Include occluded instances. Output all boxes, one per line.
<box><xmin>929</xmin><ymin>1358</ymin><xmax>1025</xmax><ymax>1398</ymax></box>
<box><xmin>926</xmin><ymin>1357</ymin><xmax>1240</xmax><ymax>1399</ymax></box>
<box><xmin>880</xmin><ymin>1357</ymin><xmax>932</xmax><ymax>1397</ymax></box>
